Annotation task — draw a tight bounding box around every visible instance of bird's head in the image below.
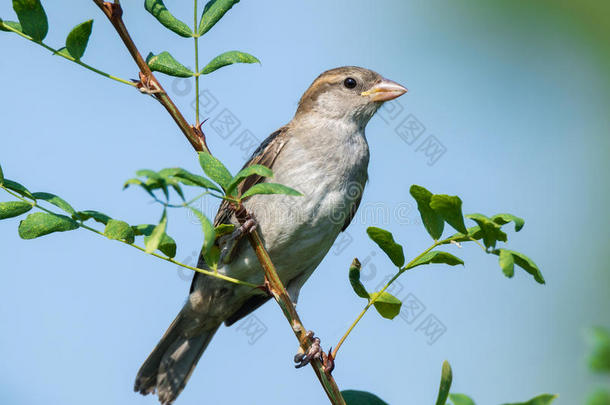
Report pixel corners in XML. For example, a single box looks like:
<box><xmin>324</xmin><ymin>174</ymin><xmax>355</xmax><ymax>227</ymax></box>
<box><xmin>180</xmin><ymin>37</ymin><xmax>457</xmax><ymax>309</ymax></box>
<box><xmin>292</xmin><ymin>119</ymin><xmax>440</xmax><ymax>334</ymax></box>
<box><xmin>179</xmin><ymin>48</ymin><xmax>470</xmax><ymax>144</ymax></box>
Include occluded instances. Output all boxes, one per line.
<box><xmin>295</xmin><ymin>66</ymin><xmax>407</xmax><ymax>129</ymax></box>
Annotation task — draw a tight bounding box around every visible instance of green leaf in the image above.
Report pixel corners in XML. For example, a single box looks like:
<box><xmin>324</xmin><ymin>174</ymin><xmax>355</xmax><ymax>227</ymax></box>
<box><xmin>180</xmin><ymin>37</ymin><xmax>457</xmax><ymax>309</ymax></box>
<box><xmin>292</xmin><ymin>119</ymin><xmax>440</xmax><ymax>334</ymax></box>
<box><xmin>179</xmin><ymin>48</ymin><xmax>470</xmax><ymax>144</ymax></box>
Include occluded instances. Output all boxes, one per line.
<box><xmin>146</xmin><ymin>210</ymin><xmax>167</xmax><ymax>254</ymax></box>
<box><xmin>342</xmin><ymin>390</ymin><xmax>389</xmax><ymax>405</ymax></box>
<box><xmin>170</xmin><ymin>169</ymin><xmax>222</xmax><ymax>192</ymax></box>
<box><xmin>189</xmin><ymin>208</ymin><xmax>215</xmax><ymax>257</ymax></box>
<box><xmin>0</xmin><ymin>201</ymin><xmax>32</xmax><ymax>219</ymax></box>
<box><xmin>491</xmin><ymin>213</ymin><xmax>525</xmax><ymax>232</ymax></box>
<box><xmin>145</xmin><ymin>0</ymin><xmax>192</xmax><ymax>38</ymax></box>
<box><xmin>73</xmin><ymin>210</ymin><xmax>111</xmax><ymax>225</ymax></box>
<box><xmin>435</xmin><ymin>360</ymin><xmax>453</xmax><ymax>405</ymax></box>
<box><xmin>498</xmin><ymin>248</ymin><xmax>515</xmax><ymax>278</ymax></box>
<box><xmin>348</xmin><ymin>258</ymin><xmax>369</xmax><ymax>299</ymax></box>
<box><xmin>146</xmin><ymin>51</ymin><xmax>194</xmax><ymax>78</ymax></box>
<box><xmin>587</xmin><ymin>327</ymin><xmax>610</xmax><ymax>374</ymax></box>
<box><xmin>198</xmin><ymin>152</ymin><xmax>233</xmax><ymax>189</ymax></box>
<box><xmin>371</xmin><ymin>291</ymin><xmax>402</xmax><ymax>319</ymax></box>
<box><xmin>65</xmin><ymin>20</ymin><xmax>93</xmax><ymax>60</ymax></box>
<box><xmin>31</xmin><ymin>192</ymin><xmax>76</xmax><ymax>215</ymax></box>
<box><xmin>408</xmin><ymin>250</ymin><xmax>464</xmax><ymax>270</ymax></box>
<box><xmin>0</xmin><ymin>19</ymin><xmax>22</xmax><ymax>32</ymax></box>
<box><xmin>214</xmin><ymin>223</ymin><xmax>235</xmax><ymax>236</ymax></box>
<box><xmin>123</xmin><ymin>178</ymin><xmax>156</xmax><ymax>199</ymax></box>
<box><xmin>3</xmin><ymin>179</ymin><xmax>34</xmax><ymax>199</ymax></box>
<box><xmin>430</xmin><ymin>194</ymin><xmax>467</xmax><ymax>234</ymax></box>
<box><xmin>449</xmin><ymin>393</ymin><xmax>476</xmax><ymax>405</ymax></box>
<box><xmin>410</xmin><ymin>185</ymin><xmax>444</xmax><ymax>240</ymax></box>
<box><xmin>587</xmin><ymin>390</ymin><xmax>610</xmax><ymax>405</ymax></box>
<box><xmin>500</xmin><ymin>394</ymin><xmax>557</xmax><ymax>405</ymax></box>
<box><xmin>12</xmin><ymin>0</ymin><xmax>48</xmax><ymax>41</ymax></box>
<box><xmin>365</xmin><ymin>227</ymin><xmax>405</xmax><ymax>267</ymax></box>
<box><xmin>18</xmin><ymin>212</ymin><xmax>79</xmax><ymax>239</ymax></box>
<box><xmin>0</xmin><ymin>163</ymin><xmax>4</xmax><ymax>184</ymax></box>
<box><xmin>465</xmin><ymin>213</ymin><xmax>507</xmax><ymax>249</ymax></box>
<box><xmin>198</xmin><ymin>0</ymin><xmax>240</xmax><ymax>36</ymax></box>
<box><xmin>104</xmin><ymin>219</ymin><xmax>135</xmax><ymax>243</ymax></box>
<box><xmin>133</xmin><ymin>224</ymin><xmax>177</xmax><ymax>257</ymax></box>
<box><xmin>492</xmin><ymin>249</ymin><xmax>545</xmax><ymax>284</ymax></box>
<box><xmin>200</xmin><ymin>50</ymin><xmax>260</xmax><ymax>75</ymax></box>
<box><xmin>226</xmin><ymin>165</ymin><xmax>274</xmax><ymax>196</ymax></box>
<box><xmin>240</xmin><ymin>183</ymin><xmax>302</xmax><ymax>199</ymax></box>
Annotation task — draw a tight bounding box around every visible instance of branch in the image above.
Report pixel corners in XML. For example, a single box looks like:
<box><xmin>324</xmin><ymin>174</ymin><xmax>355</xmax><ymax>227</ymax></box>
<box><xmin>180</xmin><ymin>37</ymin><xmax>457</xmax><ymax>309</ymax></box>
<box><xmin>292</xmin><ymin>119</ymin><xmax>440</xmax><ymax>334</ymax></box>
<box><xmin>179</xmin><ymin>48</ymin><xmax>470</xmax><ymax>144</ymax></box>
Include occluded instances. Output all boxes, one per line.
<box><xmin>92</xmin><ymin>2</ymin><xmax>345</xmax><ymax>403</ymax></box>
<box><xmin>92</xmin><ymin>0</ymin><xmax>209</xmax><ymax>154</ymax></box>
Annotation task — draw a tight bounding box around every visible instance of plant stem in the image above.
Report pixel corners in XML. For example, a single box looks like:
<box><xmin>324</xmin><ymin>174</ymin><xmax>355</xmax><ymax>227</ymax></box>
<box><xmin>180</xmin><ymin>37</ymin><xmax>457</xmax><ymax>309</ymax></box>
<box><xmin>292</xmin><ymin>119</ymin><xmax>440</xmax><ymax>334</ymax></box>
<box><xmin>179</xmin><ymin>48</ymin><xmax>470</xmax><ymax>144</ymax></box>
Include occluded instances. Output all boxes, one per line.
<box><xmin>92</xmin><ymin>0</ymin><xmax>208</xmax><ymax>153</ymax></box>
<box><xmin>93</xmin><ymin>2</ymin><xmax>345</xmax><ymax>403</ymax></box>
<box><xmin>1</xmin><ymin>185</ymin><xmax>258</xmax><ymax>289</ymax></box>
<box><xmin>332</xmin><ymin>237</ymin><xmax>456</xmax><ymax>359</ymax></box>
<box><xmin>1</xmin><ymin>23</ymin><xmax>135</xmax><ymax>87</ymax></box>
<box><xmin>194</xmin><ymin>0</ymin><xmax>200</xmax><ymax>124</ymax></box>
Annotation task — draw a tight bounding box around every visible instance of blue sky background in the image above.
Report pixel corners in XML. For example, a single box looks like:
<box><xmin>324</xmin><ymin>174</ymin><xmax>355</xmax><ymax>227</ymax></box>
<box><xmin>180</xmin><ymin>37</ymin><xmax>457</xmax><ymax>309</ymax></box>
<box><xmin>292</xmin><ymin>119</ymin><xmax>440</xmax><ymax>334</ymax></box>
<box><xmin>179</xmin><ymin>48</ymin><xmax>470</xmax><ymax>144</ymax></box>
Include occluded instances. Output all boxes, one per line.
<box><xmin>1</xmin><ymin>1</ymin><xmax>609</xmax><ymax>404</ymax></box>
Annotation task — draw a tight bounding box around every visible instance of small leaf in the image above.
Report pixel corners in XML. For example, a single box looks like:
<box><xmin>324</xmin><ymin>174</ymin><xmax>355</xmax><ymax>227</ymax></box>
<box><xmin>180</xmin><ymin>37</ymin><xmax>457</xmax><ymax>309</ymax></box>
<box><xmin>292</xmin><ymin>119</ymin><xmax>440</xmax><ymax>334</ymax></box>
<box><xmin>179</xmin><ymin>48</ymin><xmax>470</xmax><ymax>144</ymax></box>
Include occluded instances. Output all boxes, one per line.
<box><xmin>492</xmin><ymin>249</ymin><xmax>544</xmax><ymax>284</ymax></box>
<box><xmin>198</xmin><ymin>152</ymin><xmax>233</xmax><ymax>189</ymax></box>
<box><xmin>587</xmin><ymin>327</ymin><xmax>610</xmax><ymax>374</ymax></box>
<box><xmin>32</xmin><ymin>192</ymin><xmax>76</xmax><ymax>215</ymax></box>
<box><xmin>123</xmin><ymin>178</ymin><xmax>156</xmax><ymax>199</ymax></box>
<box><xmin>371</xmin><ymin>291</ymin><xmax>402</xmax><ymax>319</ymax></box>
<box><xmin>13</xmin><ymin>0</ymin><xmax>48</xmax><ymax>41</ymax></box>
<box><xmin>0</xmin><ymin>201</ymin><xmax>32</xmax><ymax>219</ymax></box>
<box><xmin>491</xmin><ymin>213</ymin><xmax>525</xmax><ymax>232</ymax></box>
<box><xmin>170</xmin><ymin>169</ymin><xmax>222</xmax><ymax>192</ymax></box>
<box><xmin>74</xmin><ymin>210</ymin><xmax>111</xmax><ymax>225</ymax></box>
<box><xmin>65</xmin><ymin>20</ymin><xmax>93</xmax><ymax>60</ymax></box>
<box><xmin>200</xmin><ymin>50</ymin><xmax>260</xmax><ymax>75</ymax></box>
<box><xmin>0</xmin><ymin>163</ymin><xmax>4</xmax><ymax>184</ymax></box>
<box><xmin>104</xmin><ymin>219</ymin><xmax>135</xmax><ymax>243</ymax></box>
<box><xmin>0</xmin><ymin>19</ymin><xmax>22</xmax><ymax>32</ymax></box>
<box><xmin>500</xmin><ymin>394</ymin><xmax>558</xmax><ymax>405</ymax></box>
<box><xmin>430</xmin><ymin>194</ymin><xmax>467</xmax><ymax>234</ymax></box>
<box><xmin>342</xmin><ymin>390</ymin><xmax>389</xmax><ymax>405</ymax></box>
<box><xmin>410</xmin><ymin>185</ymin><xmax>444</xmax><ymax>240</ymax></box>
<box><xmin>226</xmin><ymin>165</ymin><xmax>273</xmax><ymax>196</ymax></box>
<box><xmin>146</xmin><ymin>210</ymin><xmax>167</xmax><ymax>254</ymax></box>
<box><xmin>498</xmin><ymin>248</ymin><xmax>515</xmax><ymax>278</ymax></box>
<box><xmin>3</xmin><ymin>179</ymin><xmax>34</xmax><ymax>199</ymax></box>
<box><xmin>466</xmin><ymin>213</ymin><xmax>507</xmax><ymax>249</ymax></box>
<box><xmin>198</xmin><ymin>0</ymin><xmax>240</xmax><ymax>36</ymax></box>
<box><xmin>408</xmin><ymin>250</ymin><xmax>464</xmax><ymax>270</ymax></box>
<box><xmin>214</xmin><ymin>223</ymin><xmax>235</xmax><ymax>236</ymax></box>
<box><xmin>366</xmin><ymin>227</ymin><xmax>405</xmax><ymax>267</ymax></box>
<box><xmin>189</xmin><ymin>208</ymin><xmax>215</xmax><ymax>257</ymax></box>
<box><xmin>449</xmin><ymin>394</ymin><xmax>476</xmax><ymax>405</ymax></box>
<box><xmin>18</xmin><ymin>212</ymin><xmax>79</xmax><ymax>239</ymax></box>
<box><xmin>435</xmin><ymin>360</ymin><xmax>453</xmax><ymax>405</ymax></box>
<box><xmin>348</xmin><ymin>258</ymin><xmax>369</xmax><ymax>299</ymax></box>
<box><xmin>145</xmin><ymin>0</ymin><xmax>192</xmax><ymax>38</ymax></box>
<box><xmin>146</xmin><ymin>51</ymin><xmax>194</xmax><ymax>78</ymax></box>
<box><xmin>240</xmin><ymin>183</ymin><xmax>302</xmax><ymax>199</ymax></box>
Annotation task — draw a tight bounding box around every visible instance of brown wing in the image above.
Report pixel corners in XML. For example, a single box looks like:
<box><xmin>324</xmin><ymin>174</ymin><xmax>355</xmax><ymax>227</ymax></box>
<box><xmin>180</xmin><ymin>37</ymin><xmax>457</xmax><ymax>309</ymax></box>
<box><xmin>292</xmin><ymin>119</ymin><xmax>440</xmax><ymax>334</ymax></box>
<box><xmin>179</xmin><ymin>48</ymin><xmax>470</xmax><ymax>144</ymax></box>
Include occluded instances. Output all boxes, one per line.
<box><xmin>212</xmin><ymin>127</ymin><xmax>289</xmax><ymax>227</ymax></box>
<box><xmin>190</xmin><ymin>127</ymin><xmax>289</xmax><ymax>299</ymax></box>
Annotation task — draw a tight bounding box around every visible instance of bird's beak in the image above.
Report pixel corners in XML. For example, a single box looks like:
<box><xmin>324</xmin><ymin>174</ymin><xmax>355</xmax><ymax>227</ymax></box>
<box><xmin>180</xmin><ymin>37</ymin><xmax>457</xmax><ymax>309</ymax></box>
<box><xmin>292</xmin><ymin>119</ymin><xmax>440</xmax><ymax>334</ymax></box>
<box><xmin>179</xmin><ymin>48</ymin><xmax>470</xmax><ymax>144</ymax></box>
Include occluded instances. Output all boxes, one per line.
<box><xmin>361</xmin><ymin>78</ymin><xmax>408</xmax><ymax>101</ymax></box>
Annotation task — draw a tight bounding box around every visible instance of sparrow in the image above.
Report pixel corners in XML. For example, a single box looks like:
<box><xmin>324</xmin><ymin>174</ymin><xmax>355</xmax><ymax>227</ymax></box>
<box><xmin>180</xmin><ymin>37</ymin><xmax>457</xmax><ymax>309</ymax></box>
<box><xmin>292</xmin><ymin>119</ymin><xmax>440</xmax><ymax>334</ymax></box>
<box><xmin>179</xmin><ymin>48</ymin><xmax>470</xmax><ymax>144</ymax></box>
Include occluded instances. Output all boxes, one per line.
<box><xmin>134</xmin><ymin>66</ymin><xmax>407</xmax><ymax>404</ymax></box>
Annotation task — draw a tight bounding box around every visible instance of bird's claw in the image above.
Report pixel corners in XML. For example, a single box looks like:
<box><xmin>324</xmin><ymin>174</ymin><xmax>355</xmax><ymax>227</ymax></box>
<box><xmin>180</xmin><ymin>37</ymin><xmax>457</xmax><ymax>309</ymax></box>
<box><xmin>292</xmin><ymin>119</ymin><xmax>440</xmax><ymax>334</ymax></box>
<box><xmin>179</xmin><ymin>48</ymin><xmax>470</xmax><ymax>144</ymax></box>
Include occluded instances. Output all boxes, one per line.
<box><xmin>294</xmin><ymin>331</ymin><xmax>323</xmax><ymax>369</ymax></box>
<box><xmin>218</xmin><ymin>214</ymin><xmax>258</xmax><ymax>264</ymax></box>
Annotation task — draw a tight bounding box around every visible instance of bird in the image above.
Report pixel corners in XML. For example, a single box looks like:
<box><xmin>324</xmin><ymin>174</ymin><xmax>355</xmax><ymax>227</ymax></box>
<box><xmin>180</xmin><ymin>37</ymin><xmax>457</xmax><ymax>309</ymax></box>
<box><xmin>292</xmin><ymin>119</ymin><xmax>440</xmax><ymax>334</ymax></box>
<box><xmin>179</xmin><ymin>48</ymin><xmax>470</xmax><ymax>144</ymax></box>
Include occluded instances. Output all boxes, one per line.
<box><xmin>134</xmin><ymin>66</ymin><xmax>407</xmax><ymax>404</ymax></box>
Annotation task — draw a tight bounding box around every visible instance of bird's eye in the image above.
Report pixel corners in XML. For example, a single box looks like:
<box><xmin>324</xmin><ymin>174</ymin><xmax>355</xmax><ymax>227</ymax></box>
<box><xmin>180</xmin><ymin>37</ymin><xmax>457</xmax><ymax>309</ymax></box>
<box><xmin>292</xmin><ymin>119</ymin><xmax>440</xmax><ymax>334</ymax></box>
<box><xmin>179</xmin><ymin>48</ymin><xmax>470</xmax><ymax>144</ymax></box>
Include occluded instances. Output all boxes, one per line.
<box><xmin>343</xmin><ymin>77</ymin><xmax>357</xmax><ymax>89</ymax></box>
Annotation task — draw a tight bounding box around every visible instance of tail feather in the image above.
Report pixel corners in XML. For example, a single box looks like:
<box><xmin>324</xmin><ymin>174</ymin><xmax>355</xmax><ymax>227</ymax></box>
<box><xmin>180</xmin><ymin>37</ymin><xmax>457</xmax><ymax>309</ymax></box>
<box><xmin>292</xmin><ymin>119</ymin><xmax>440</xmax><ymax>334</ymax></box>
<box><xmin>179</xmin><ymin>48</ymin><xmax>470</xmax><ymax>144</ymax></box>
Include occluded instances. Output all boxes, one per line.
<box><xmin>135</xmin><ymin>313</ymin><xmax>219</xmax><ymax>404</ymax></box>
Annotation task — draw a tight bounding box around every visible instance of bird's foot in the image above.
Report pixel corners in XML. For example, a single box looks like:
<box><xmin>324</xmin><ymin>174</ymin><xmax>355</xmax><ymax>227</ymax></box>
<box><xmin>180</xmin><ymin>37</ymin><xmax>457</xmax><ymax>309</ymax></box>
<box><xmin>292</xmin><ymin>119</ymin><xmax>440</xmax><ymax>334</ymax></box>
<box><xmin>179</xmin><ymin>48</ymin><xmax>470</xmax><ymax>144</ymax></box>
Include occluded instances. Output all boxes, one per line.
<box><xmin>294</xmin><ymin>331</ymin><xmax>323</xmax><ymax>369</ymax></box>
<box><xmin>219</xmin><ymin>214</ymin><xmax>258</xmax><ymax>264</ymax></box>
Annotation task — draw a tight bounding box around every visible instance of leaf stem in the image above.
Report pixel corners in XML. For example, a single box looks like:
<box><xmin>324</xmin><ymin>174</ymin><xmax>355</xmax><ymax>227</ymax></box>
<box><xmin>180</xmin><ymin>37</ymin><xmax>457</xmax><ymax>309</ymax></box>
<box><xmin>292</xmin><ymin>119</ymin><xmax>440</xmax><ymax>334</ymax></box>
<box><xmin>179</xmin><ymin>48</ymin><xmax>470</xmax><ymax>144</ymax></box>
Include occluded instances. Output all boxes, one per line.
<box><xmin>194</xmin><ymin>0</ymin><xmax>200</xmax><ymax>124</ymax></box>
<box><xmin>332</xmin><ymin>236</ymin><xmax>458</xmax><ymax>359</ymax></box>
<box><xmin>0</xmin><ymin>185</ymin><xmax>258</xmax><ymax>288</ymax></box>
<box><xmin>1</xmin><ymin>23</ymin><xmax>135</xmax><ymax>87</ymax></box>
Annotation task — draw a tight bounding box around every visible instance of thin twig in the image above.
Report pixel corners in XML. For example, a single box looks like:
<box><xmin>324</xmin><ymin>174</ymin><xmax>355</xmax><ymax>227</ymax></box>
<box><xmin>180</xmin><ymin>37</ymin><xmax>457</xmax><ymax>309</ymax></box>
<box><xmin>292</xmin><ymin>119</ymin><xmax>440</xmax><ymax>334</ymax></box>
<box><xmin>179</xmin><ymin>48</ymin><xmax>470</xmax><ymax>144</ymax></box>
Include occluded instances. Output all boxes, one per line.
<box><xmin>92</xmin><ymin>2</ymin><xmax>346</xmax><ymax>403</ymax></box>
